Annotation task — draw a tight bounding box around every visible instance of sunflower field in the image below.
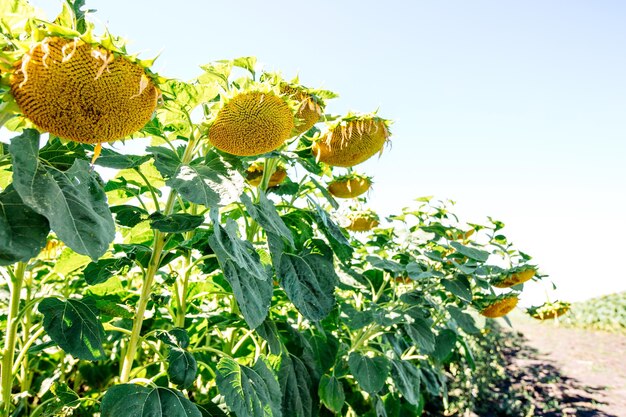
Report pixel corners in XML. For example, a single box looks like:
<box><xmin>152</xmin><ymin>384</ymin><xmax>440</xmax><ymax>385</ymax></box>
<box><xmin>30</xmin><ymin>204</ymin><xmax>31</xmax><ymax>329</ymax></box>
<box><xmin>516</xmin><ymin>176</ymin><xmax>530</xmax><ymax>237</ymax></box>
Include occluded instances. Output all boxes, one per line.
<box><xmin>1</xmin><ymin>2</ymin><xmax>556</xmax><ymax>416</ymax></box>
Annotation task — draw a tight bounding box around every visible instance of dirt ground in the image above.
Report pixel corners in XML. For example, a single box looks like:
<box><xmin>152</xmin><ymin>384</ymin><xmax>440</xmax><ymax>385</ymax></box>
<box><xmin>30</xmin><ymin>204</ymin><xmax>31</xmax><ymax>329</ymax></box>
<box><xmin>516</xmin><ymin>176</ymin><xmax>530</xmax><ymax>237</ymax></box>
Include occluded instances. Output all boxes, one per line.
<box><xmin>505</xmin><ymin>314</ymin><xmax>626</xmax><ymax>416</ymax></box>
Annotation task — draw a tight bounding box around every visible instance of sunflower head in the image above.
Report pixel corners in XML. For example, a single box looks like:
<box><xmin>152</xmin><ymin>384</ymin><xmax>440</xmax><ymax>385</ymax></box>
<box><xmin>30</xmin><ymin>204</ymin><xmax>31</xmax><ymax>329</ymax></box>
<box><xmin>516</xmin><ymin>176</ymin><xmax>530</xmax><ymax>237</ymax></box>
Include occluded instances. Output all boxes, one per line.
<box><xmin>208</xmin><ymin>87</ymin><xmax>295</xmax><ymax>156</ymax></box>
<box><xmin>475</xmin><ymin>293</ymin><xmax>520</xmax><ymax>318</ymax></box>
<box><xmin>9</xmin><ymin>36</ymin><xmax>159</xmax><ymax>143</ymax></box>
<box><xmin>527</xmin><ymin>301</ymin><xmax>570</xmax><ymax>320</ymax></box>
<box><xmin>246</xmin><ymin>162</ymin><xmax>288</xmax><ymax>187</ymax></box>
<box><xmin>346</xmin><ymin>209</ymin><xmax>380</xmax><ymax>232</ymax></box>
<box><xmin>491</xmin><ymin>265</ymin><xmax>537</xmax><ymax>288</ymax></box>
<box><xmin>327</xmin><ymin>173</ymin><xmax>372</xmax><ymax>199</ymax></box>
<box><xmin>312</xmin><ymin>113</ymin><xmax>391</xmax><ymax>167</ymax></box>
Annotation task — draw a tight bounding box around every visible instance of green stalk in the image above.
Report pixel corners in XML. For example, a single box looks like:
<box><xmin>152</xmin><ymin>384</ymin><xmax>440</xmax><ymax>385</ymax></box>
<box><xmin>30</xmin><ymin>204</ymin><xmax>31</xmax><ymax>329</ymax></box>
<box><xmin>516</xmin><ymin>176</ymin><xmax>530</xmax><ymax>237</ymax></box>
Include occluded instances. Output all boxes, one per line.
<box><xmin>119</xmin><ymin>135</ymin><xmax>198</xmax><ymax>383</ymax></box>
<box><xmin>175</xmin><ymin>204</ymin><xmax>197</xmax><ymax>328</ymax></box>
<box><xmin>1</xmin><ymin>262</ymin><xmax>26</xmax><ymax>415</ymax></box>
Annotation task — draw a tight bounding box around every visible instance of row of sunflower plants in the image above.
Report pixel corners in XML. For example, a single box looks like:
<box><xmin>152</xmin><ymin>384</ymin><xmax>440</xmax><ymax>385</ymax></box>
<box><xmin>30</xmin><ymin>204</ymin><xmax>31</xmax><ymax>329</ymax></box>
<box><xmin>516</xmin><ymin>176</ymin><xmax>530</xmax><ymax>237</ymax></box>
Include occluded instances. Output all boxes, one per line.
<box><xmin>0</xmin><ymin>1</ymin><xmax>553</xmax><ymax>416</ymax></box>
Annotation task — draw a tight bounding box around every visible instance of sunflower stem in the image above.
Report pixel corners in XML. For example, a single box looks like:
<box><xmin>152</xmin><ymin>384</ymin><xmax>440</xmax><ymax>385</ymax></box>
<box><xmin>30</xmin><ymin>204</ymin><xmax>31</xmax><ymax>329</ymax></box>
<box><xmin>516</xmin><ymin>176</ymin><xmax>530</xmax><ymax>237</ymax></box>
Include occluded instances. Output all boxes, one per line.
<box><xmin>119</xmin><ymin>133</ymin><xmax>198</xmax><ymax>383</ymax></box>
<box><xmin>1</xmin><ymin>262</ymin><xmax>26</xmax><ymax>415</ymax></box>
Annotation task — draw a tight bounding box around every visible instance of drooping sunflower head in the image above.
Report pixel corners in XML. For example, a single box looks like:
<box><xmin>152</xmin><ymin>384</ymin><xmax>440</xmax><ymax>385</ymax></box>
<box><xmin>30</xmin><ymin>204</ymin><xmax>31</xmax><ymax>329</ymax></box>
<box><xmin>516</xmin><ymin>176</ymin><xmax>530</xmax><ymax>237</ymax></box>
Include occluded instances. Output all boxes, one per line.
<box><xmin>327</xmin><ymin>173</ymin><xmax>372</xmax><ymax>199</ymax></box>
<box><xmin>246</xmin><ymin>162</ymin><xmax>288</xmax><ymax>187</ymax></box>
<box><xmin>491</xmin><ymin>265</ymin><xmax>537</xmax><ymax>288</ymax></box>
<box><xmin>526</xmin><ymin>301</ymin><xmax>570</xmax><ymax>320</ymax></box>
<box><xmin>475</xmin><ymin>293</ymin><xmax>520</xmax><ymax>318</ymax></box>
<box><xmin>262</xmin><ymin>72</ymin><xmax>336</xmax><ymax>137</ymax></box>
<box><xmin>312</xmin><ymin>113</ymin><xmax>391</xmax><ymax>167</ymax></box>
<box><xmin>208</xmin><ymin>87</ymin><xmax>296</xmax><ymax>157</ymax></box>
<box><xmin>9</xmin><ymin>36</ymin><xmax>159</xmax><ymax>143</ymax></box>
<box><xmin>345</xmin><ymin>209</ymin><xmax>380</xmax><ymax>232</ymax></box>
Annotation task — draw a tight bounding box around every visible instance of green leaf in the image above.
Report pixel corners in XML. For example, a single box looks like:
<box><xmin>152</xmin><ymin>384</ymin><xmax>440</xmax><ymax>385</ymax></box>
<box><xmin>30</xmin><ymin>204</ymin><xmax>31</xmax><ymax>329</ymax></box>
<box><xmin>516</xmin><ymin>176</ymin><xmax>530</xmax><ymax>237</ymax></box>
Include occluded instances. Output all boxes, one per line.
<box><xmin>278</xmin><ymin>253</ymin><xmax>335</xmax><ymax>321</ymax></box>
<box><xmin>0</xmin><ymin>184</ymin><xmax>50</xmax><ymax>265</ymax></box>
<box><xmin>405</xmin><ymin>318</ymin><xmax>435</xmax><ymax>354</ymax></box>
<box><xmin>216</xmin><ymin>357</ymin><xmax>283</xmax><ymax>417</ymax></box>
<box><xmin>278</xmin><ymin>353</ymin><xmax>313</xmax><ymax>417</ymax></box>
<box><xmin>308</xmin><ymin>176</ymin><xmax>339</xmax><ymax>210</ymax></box>
<box><xmin>241</xmin><ymin>191</ymin><xmax>294</xmax><ymax>247</ymax></box>
<box><xmin>150</xmin><ymin>213</ymin><xmax>204</xmax><ymax>233</ymax></box>
<box><xmin>38</xmin><ymin>297</ymin><xmax>105</xmax><ymax>361</ymax></box>
<box><xmin>146</xmin><ymin>145</ymin><xmax>182</xmax><ymax>178</ymax></box>
<box><xmin>209</xmin><ymin>214</ymin><xmax>269</xmax><ymax>280</ymax></box>
<box><xmin>433</xmin><ymin>329</ymin><xmax>457</xmax><ymax>363</ymax></box>
<box><xmin>319</xmin><ymin>375</ymin><xmax>345</xmax><ymax>414</ymax></box>
<box><xmin>310</xmin><ymin>204</ymin><xmax>353</xmax><ymax>263</ymax></box>
<box><xmin>221</xmin><ymin>260</ymin><xmax>272</xmax><ymax>329</ymax></box>
<box><xmin>232</xmin><ymin>56</ymin><xmax>257</xmax><ymax>75</ymax></box>
<box><xmin>53</xmin><ymin>248</ymin><xmax>92</xmax><ymax>276</ymax></box>
<box><xmin>366</xmin><ymin>256</ymin><xmax>404</xmax><ymax>273</ymax></box>
<box><xmin>101</xmin><ymin>384</ymin><xmax>202</xmax><ymax>417</ymax></box>
<box><xmin>447</xmin><ymin>306</ymin><xmax>480</xmax><ymax>334</ymax></box>
<box><xmin>111</xmin><ymin>205</ymin><xmax>149</xmax><ymax>228</ymax></box>
<box><xmin>9</xmin><ymin>129</ymin><xmax>115</xmax><ymax>260</ymax></box>
<box><xmin>441</xmin><ymin>276</ymin><xmax>472</xmax><ymax>303</ymax></box>
<box><xmin>390</xmin><ymin>360</ymin><xmax>421</xmax><ymax>406</ymax></box>
<box><xmin>306</xmin><ymin>333</ymin><xmax>339</xmax><ymax>374</ymax></box>
<box><xmin>167</xmin><ymin>162</ymin><xmax>244</xmax><ymax>209</ymax></box>
<box><xmin>450</xmin><ymin>241</ymin><xmax>489</xmax><ymax>262</ymax></box>
<box><xmin>82</xmin><ymin>257</ymin><xmax>133</xmax><ymax>285</ymax></box>
<box><xmin>38</xmin><ymin>382</ymin><xmax>81</xmax><ymax>417</ymax></box>
<box><xmin>95</xmin><ymin>148</ymin><xmax>151</xmax><ymax>169</ymax></box>
<box><xmin>256</xmin><ymin>319</ymin><xmax>282</xmax><ymax>355</ymax></box>
<box><xmin>348</xmin><ymin>352</ymin><xmax>390</xmax><ymax>394</ymax></box>
<box><xmin>168</xmin><ymin>347</ymin><xmax>198</xmax><ymax>389</ymax></box>
<box><xmin>38</xmin><ymin>137</ymin><xmax>87</xmax><ymax>170</ymax></box>
<box><xmin>406</xmin><ymin>262</ymin><xmax>435</xmax><ymax>280</ymax></box>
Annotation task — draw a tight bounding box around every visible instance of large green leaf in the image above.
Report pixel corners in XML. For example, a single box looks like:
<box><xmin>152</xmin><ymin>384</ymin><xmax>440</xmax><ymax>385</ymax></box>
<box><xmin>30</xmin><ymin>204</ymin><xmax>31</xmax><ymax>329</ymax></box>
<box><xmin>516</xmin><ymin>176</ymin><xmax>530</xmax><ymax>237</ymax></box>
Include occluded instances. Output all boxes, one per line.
<box><xmin>441</xmin><ymin>275</ymin><xmax>472</xmax><ymax>303</ymax></box>
<box><xmin>38</xmin><ymin>383</ymin><xmax>81</xmax><ymax>417</ymax></box>
<box><xmin>405</xmin><ymin>318</ymin><xmax>435</xmax><ymax>354</ymax></box>
<box><xmin>449</xmin><ymin>241</ymin><xmax>489</xmax><ymax>262</ymax></box>
<box><xmin>318</xmin><ymin>375</ymin><xmax>344</xmax><ymax>414</ymax></box>
<box><xmin>447</xmin><ymin>306</ymin><xmax>480</xmax><ymax>334</ymax></box>
<box><xmin>255</xmin><ymin>319</ymin><xmax>282</xmax><ymax>355</ymax></box>
<box><xmin>37</xmin><ymin>137</ymin><xmax>87</xmax><ymax>171</ymax></box>
<box><xmin>390</xmin><ymin>360</ymin><xmax>421</xmax><ymax>406</ymax></box>
<box><xmin>278</xmin><ymin>253</ymin><xmax>335</xmax><ymax>321</ymax></box>
<box><xmin>150</xmin><ymin>213</ymin><xmax>205</xmax><ymax>233</ymax></box>
<box><xmin>101</xmin><ymin>384</ymin><xmax>201</xmax><ymax>417</ymax></box>
<box><xmin>168</xmin><ymin>347</ymin><xmax>198</xmax><ymax>389</ymax></box>
<box><xmin>38</xmin><ymin>297</ymin><xmax>105</xmax><ymax>361</ymax></box>
<box><xmin>208</xmin><ymin>214</ymin><xmax>268</xmax><ymax>280</ymax></box>
<box><xmin>82</xmin><ymin>257</ymin><xmax>133</xmax><ymax>285</ymax></box>
<box><xmin>110</xmin><ymin>205</ymin><xmax>149</xmax><ymax>228</ymax></box>
<box><xmin>433</xmin><ymin>329</ymin><xmax>457</xmax><ymax>363</ymax></box>
<box><xmin>0</xmin><ymin>184</ymin><xmax>50</xmax><ymax>265</ymax></box>
<box><xmin>347</xmin><ymin>352</ymin><xmax>390</xmax><ymax>394</ymax></box>
<box><xmin>221</xmin><ymin>260</ymin><xmax>272</xmax><ymax>329</ymax></box>
<box><xmin>167</xmin><ymin>160</ymin><xmax>243</xmax><ymax>209</ymax></box>
<box><xmin>310</xmin><ymin>203</ymin><xmax>353</xmax><ymax>263</ymax></box>
<box><xmin>94</xmin><ymin>148</ymin><xmax>151</xmax><ymax>169</ymax></box>
<box><xmin>278</xmin><ymin>353</ymin><xmax>313</xmax><ymax>417</ymax></box>
<box><xmin>146</xmin><ymin>145</ymin><xmax>182</xmax><ymax>178</ymax></box>
<box><xmin>9</xmin><ymin>129</ymin><xmax>115</xmax><ymax>260</ymax></box>
<box><xmin>216</xmin><ymin>357</ymin><xmax>282</xmax><ymax>417</ymax></box>
<box><xmin>241</xmin><ymin>191</ymin><xmax>294</xmax><ymax>247</ymax></box>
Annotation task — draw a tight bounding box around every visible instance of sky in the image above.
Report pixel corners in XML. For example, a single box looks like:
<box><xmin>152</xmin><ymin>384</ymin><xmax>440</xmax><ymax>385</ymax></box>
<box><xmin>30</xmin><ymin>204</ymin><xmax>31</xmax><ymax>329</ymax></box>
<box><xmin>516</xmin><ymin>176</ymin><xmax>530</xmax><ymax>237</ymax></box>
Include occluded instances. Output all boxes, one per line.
<box><xmin>19</xmin><ymin>0</ymin><xmax>626</xmax><ymax>305</ymax></box>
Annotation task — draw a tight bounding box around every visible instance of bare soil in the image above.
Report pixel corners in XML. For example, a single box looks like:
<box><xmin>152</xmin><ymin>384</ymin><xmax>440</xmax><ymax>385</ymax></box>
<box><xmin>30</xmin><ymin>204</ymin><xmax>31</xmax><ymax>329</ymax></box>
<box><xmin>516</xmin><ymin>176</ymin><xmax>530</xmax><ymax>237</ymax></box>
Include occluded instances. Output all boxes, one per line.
<box><xmin>505</xmin><ymin>315</ymin><xmax>626</xmax><ymax>416</ymax></box>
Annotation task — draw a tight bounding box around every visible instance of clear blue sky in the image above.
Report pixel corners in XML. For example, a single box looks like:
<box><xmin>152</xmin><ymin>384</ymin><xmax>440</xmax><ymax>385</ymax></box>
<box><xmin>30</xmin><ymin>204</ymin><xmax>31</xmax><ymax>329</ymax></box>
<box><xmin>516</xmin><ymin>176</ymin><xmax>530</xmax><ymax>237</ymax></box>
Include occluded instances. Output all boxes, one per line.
<box><xmin>27</xmin><ymin>0</ymin><xmax>626</xmax><ymax>304</ymax></box>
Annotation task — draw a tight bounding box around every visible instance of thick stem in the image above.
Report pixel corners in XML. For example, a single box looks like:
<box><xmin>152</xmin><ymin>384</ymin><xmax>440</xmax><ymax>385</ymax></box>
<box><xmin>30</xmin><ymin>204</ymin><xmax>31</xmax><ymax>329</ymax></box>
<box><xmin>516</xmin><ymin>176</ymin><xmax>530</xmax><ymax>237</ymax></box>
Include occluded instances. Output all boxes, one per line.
<box><xmin>1</xmin><ymin>262</ymin><xmax>26</xmax><ymax>415</ymax></box>
<box><xmin>175</xmin><ymin>204</ymin><xmax>197</xmax><ymax>328</ymax></box>
<box><xmin>20</xmin><ymin>269</ymin><xmax>34</xmax><ymax>392</ymax></box>
<box><xmin>119</xmin><ymin>135</ymin><xmax>198</xmax><ymax>383</ymax></box>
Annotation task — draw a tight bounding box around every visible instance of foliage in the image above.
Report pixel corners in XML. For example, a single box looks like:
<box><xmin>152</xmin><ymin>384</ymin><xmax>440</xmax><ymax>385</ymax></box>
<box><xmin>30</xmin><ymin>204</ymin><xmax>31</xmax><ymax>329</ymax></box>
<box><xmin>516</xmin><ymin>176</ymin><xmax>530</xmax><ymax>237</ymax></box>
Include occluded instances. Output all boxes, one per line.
<box><xmin>562</xmin><ymin>292</ymin><xmax>626</xmax><ymax>334</ymax></box>
<box><xmin>0</xmin><ymin>2</ymin><xmax>550</xmax><ymax>416</ymax></box>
